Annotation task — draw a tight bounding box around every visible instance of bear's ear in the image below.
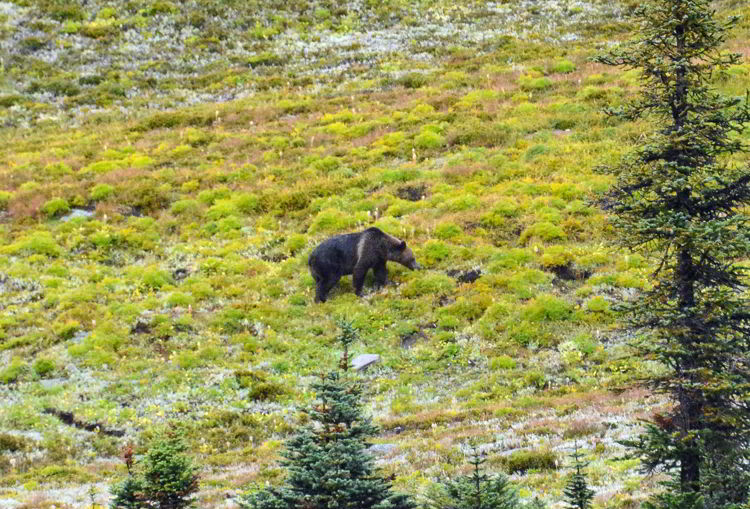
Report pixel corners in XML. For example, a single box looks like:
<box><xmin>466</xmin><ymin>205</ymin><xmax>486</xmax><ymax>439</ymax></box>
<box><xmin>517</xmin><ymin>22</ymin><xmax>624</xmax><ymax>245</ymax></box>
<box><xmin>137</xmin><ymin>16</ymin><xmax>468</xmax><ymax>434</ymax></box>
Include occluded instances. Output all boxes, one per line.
<box><xmin>397</xmin><ymin>240</ymin><xmax>406</xmax><ymax>251</ymax></box>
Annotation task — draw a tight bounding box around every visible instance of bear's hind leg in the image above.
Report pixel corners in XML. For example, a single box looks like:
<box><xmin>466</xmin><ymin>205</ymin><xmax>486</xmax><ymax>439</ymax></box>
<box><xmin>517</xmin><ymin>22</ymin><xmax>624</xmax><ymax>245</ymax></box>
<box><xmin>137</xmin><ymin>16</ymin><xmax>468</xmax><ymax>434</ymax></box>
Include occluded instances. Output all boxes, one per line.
<box><xmin>316</xmin><ymin>274</ymin><xmax>341</xmax><ymax>302</ymax></box>
<box><xmin>315</xmin><ymin>281</ymin><xmax>327</xmax><ymax>303</ymax></box>
<box><xmin>353</xmin><ymin>266</ymin><xmax>368</xmax><ymax>296</ymax></box>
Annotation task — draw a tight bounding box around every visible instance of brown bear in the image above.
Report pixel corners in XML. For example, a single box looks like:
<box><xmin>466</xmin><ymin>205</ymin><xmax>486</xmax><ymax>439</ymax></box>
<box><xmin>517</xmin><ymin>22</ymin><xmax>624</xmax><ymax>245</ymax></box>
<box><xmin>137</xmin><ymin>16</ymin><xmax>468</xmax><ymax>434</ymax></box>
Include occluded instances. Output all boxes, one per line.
<box><xmin>308</xmin><ymin>227</ymin><xmax>420</xmax><ymax>302</ymax></box>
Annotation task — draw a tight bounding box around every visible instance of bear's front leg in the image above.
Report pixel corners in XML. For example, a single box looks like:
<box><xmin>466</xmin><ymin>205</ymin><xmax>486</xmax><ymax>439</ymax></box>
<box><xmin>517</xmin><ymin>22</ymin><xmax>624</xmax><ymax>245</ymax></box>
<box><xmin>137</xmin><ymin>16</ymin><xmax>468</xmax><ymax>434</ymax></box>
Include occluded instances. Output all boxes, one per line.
<box><xmin>353</xmin><ymin>266</ymin><xmax>368</xmax><ymax>296</ymax></box>
<box><xmin>373</xmin><ymin>261</ymin><xmax>387</xmax><ymax>289</ymax></box>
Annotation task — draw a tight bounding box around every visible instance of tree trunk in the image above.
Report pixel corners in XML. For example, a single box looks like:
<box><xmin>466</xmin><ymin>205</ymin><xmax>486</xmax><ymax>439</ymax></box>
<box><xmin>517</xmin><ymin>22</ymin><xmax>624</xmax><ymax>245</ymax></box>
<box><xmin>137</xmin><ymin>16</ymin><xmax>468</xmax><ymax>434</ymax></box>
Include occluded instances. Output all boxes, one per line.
<box><xmin>677</xmin><ymin>247</ymin><xmax>701</xmax><ymax>491</ymax></box>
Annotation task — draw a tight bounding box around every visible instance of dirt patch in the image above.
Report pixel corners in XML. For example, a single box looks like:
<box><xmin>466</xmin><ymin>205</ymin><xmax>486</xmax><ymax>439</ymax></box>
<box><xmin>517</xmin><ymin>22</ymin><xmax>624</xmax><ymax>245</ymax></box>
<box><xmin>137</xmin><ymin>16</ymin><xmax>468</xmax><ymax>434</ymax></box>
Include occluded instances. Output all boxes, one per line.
<box><xmin>547</xmin><ymin>263</ymin><xmax>591</xmax><ymax>282</ymax></box>
<box><xmin>260</xmin><ymin>252</ymin><xmax>289</xmax><ymax>263</ymax></box>
<box><xmin>400</xmin><ymin>330</ymin><xmax>428</xmax><ymax>349</ymax></box>
<box><xmin>396</xmin><ymin>184</ymin><xmax>428</xmax><ymax>202</ymax></box>
<box><xmin>130</xmin><ymin>318</ymin><xmax>151</xmax><ymax>335</ymax></box>
<box><xmin>173</xmin><ymin>268</ymin><xmax>189</xmax><ymax>281</ymax></box>
<box><xmin>43</xmin><ymin>408</ymin><xmax>125</xmax><ymax>437</ymax></box>
<box><xmin>447</xmin><ymin>268</ymin><xmax>482</xmax><ymax>284</ymax></box>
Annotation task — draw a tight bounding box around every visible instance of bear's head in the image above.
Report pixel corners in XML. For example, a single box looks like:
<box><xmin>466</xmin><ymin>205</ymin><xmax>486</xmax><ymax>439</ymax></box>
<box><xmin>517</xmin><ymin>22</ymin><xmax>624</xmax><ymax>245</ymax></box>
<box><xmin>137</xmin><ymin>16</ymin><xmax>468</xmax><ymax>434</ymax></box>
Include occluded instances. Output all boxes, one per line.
<box><xmin>389</xmin><ymin>240</ymin><xmax>420</xmax><ymax>270</ymax></box>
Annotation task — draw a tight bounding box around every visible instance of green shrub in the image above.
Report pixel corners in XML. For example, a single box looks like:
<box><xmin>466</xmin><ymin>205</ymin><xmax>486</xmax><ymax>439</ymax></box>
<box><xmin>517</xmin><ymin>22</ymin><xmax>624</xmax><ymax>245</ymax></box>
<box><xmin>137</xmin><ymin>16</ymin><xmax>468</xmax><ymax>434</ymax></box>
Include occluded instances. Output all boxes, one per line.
<box><xmin>171</xmin><ymin>199</ymin><xmax>200</xmax><ymax>215</ymax></box>
<box><xmin>439</xmin><ymin>193</ymin><xmax>479</xmax><ymax>212</ymax></box>
<box><xmin>3</xmin><ymin>232</ymin><xmax>62</xmax><ymax>257</ymax></box>
<box><xmin>420</xmin><ymin>240</ymin><xmax>452</xmax><ymax>266</ymax></box>
<box><xmin>0</xmin><ymin>191</ymin><xmax>11</xmax><ymax>211</ymax></box>
<box><xmin>0</xmin><ymin>433</ymin><xmax>31</xmax><ymax>452</ymax></box>
<box><xmin>96</xmin><ymin>6</ymin><xmax>116</xmax><ymax>19</ymax></box>
<box><xmin>519</xmin><ymin>222</ymin><xmax>566</xmax><ymax>244</ymax></box>
<box><xmin>552</xmin><ymin>59</ymin><xmax>576</xmax><ymax>73</ymax></box>
<box><xmin>519</xmin><ymin>75</ymin><xmax>553</xmax><ymax>91</ymax></box>
<box><xmin>33</xmin><ymin>358</ymin><xmax>55</xmax><ymax>377</ymax></box>
<box><xmin>167</xmin><ymin>292</ymin><xmax>195</xmax><ymax>308</ymax></box>
<box><xmin>284</xmin><ymin>234</ymin><xmax>307</xmax><ymax>255</ymax></box>
<box><xmin>586</xmin><ymin>296</ymin><xmax>610</xmax><ymax>313</ymax></box>
<box><xmin>578</xmin><ymin>86</ymin><xmax>621</xmax><ymax>102</ymax></box>
<box><xmin>522</xmin><ymin>294</ymin><xmax>573</xmax><ymax>322</ymax></box>
<box><xmin>447</xmin><ymin>120</ymin><xmax>511</xmax><ymax>147</ymax></box>
<box><xmin>481</xmin><ymin>198</ymin><xmax>519</xmax><ymax>227</ymax></box>
<box><xmin>44</xmin><ymin>162</ymin><xmax>73</xmax><ymax>176</ymax></box>
<box><xmin>525</xmin><ymin>144</ymin><xmax>549</xmax><ymax>161</ymax></box>
<box><xmin>434</xmin><ymin>223</ymin><xmax>462</xmax><ymax>240</ymax></box>
<box><xmin>217</xmin><ymin>216</ymin><xmax>243</xmax><ymax>232</ymax></box>
<box><xmin>414</xmin><ymin>130</ymin><xmax>444</xmax><ymax>150</ymax></box>
<box><xmin>20</xmin><ymin>37</ymin><xmax>46</xmax><ymax>52</ymax></box>
<box><xmin>540</xmin><ymin>245</ymin><xmax>574</xmax><ymax>269</ymax></box>
<box><xmin>90</xmin><ymin>183</ymin><xmax>115</xmax><ymax>201</ymax></box>
<box><xmin>573</xmin><ymin>333</ymin><xmax>598</xmax><ymax>355</ymax></box>
<box><xmin>309</xmin><ymin>208</ymin><xmax>366</xmax><ymax>233</ymax></box>
<box><xmin>402</xmin><ymin>274</ymin><xmax>454</xmax><ymax>297</ymax></box>
<box><xmin>505</xmin><ymin>319</ymin><xmax>541</xmax><ymax>346</ymax></box>
<box><xmin>234</xmin><ymin>193</ymin><xmax>263</xmax><ymax>214</ymax></box>
<box><xmin>79</xmin><ymin>159</ymin><xmax>125</xmax><ymax>174</ymax></box>
<box><xmin>55</xmin><ymin>320</ymin><xmax>80</xmax><ymax>340</ymax></box>
<box><xmin>41</xmin><ymin>198</ymin><xmax>70</xmax><ymax>218</ymax></box>
<box><xmin>205</xmin><ymin>199</ymin><xmax>238</xmax><ymax>220</ymax></box>
<box><xmin>0</xmin><ymin>95</ymin><xmax>23</xmax><ymax>107</ymax></box>
<box><xmin>490</xmin><ymin>355</ymin><xmax>516</xmax><ymax>370</ymax></box>
<box><xmin>498</xmin><ymin>449</ymin><xmax>558</xmax><ymax>474</ymax></box>
<box><xmin>236</xmin><ymin>370</ymin><xmax>289</xmax><ymax>401</ymax></box>
<box><xmin>142</xmin><ymin>268</ymin><xmax>173</xmax><ymax>290</ymax></box>
<box><xmin>0</xmin><ymin>358</ymin><xmax>26</xmax><ymax>384</ymax></box>
<box><xmin>398</xmin><ymin>72</ymin><xmax>429</xmax><ymax>89</ymax></box>
<box><xmin>476</xmin><ymin>301</ymin><xmax>512</xmax><ymax>339</ymax></box>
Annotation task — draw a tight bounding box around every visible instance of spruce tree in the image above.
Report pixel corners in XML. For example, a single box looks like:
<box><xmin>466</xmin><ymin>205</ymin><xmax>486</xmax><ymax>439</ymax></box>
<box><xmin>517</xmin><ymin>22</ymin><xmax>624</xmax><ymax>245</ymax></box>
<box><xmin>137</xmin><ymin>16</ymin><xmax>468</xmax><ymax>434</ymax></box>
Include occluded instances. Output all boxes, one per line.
<box><xmin>562</xmin><ymin>447</ymin><xmax>594</xmax><ymax>509</ymax></box>
<box><xmin>241</xmin><ymin>370</ymin><xmax>415</xmax><ymax>509</ymax></box>
<box><xmin>594</xmin><ymin>0</ymin><xmax>750</xmax><ymax>505</ymax></box>
<box><xmin>336</xmin><ymin>319</ymin><xmax>359</xmax><ymax>372</ymax></box>
<box><xmin>423</xmin><ymin>445</ymin><xmax>521</xmax><ymax>509</ymax></box>
<box><xmin>110</xmin><ymin>433</ymin><xmax>200</xmax><ymax>509</ymax></box>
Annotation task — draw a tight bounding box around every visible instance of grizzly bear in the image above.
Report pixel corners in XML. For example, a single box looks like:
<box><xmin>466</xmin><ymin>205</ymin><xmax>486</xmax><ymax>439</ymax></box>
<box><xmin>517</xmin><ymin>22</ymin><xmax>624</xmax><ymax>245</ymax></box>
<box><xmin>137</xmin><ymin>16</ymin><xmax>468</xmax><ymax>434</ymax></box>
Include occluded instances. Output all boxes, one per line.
<box><xmin>308</xmin><ymin>227</ymin><xmax>420</xmax><ymax>302</ymax></box>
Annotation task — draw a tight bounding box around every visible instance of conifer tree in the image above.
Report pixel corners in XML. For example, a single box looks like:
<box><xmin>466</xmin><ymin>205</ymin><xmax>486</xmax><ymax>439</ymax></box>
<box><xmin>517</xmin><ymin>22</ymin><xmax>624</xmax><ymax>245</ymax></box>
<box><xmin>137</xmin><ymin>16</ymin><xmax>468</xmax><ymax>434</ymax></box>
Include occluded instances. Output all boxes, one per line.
<box><xmin>110</xmin><ymin>433</ymin><xmax>199</xmax><ymax>509</ymax></box>
<box><xmin>336</xmin><ymin>319</ymin><xmax>359</xmax><ymax>372</ymax></box>
<box><xmin>241</xmin><ymin>371</ymin><xmax>415</xmax><ymax>509</ymax></box>
<box><xmin>563</xmin><ymin>447</ymin><xmax>594</xmax><ymax>509</ymax></box>
<box><xmin>595</xmin><ymin>0</ymin><xmax>750</xmax><ymax>505</ymax></box>
<box><xmin>423</xmin><ymin>445</ymin><xmax>521</xmax><ymax>509</ymax></box>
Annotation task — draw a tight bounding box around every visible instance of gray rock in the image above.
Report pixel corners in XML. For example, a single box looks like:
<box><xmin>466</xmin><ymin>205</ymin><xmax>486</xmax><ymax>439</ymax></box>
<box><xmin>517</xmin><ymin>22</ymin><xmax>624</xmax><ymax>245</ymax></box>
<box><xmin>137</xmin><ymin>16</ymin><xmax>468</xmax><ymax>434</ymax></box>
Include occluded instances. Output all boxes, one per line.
<box><xmin>351</xmin><ymin>354</ymin><xmax>380</xmax><ymax>371</ymax></box>
<box><xmin>61</xmin><ymin>208</ymin><xmax>94</xmax><ymax>222</ymax></box>
<box><xmin>71</xmin><ymin>330</ymin><xmax>91</xmax><ymax>344</ymax></box>
<box><xmin>368</xmin><ymin>443</ymin><xmax>398</xmax><ymax>455</ymax></box>
<box><xmin>39</xmin><ymin>378</ymin><xmax>64</xmax><ymax>389</ymax></box>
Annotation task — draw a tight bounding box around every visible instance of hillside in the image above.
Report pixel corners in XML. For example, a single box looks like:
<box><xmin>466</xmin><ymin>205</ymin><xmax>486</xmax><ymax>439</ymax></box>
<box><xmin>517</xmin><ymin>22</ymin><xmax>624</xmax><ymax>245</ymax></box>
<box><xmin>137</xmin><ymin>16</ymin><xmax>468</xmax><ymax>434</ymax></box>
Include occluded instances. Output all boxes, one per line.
<box><xmin>1</xmin><ymin>0</ymin><xmax>749</xmax><ymax>507</ymax></box>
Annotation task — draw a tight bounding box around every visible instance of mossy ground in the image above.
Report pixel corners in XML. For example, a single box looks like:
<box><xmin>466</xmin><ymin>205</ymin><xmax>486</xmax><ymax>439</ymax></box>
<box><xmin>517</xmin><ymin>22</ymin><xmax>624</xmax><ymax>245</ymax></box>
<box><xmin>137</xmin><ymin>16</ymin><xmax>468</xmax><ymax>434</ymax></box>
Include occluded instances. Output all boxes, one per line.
<box><xmin>0</xmin><ymin>0</ymin><xmax>749</xmax><ymax>507</ymax></box>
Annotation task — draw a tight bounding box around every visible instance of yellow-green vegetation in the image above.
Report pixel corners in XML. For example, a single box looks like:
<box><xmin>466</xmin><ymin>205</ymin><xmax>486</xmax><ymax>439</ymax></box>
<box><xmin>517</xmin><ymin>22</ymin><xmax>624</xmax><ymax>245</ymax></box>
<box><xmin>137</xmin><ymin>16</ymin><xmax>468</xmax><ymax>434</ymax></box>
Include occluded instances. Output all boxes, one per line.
<box><xmin>0</xmin><ymin>0</ymin><xmax>748</xmax><ymax>507</ymax></box>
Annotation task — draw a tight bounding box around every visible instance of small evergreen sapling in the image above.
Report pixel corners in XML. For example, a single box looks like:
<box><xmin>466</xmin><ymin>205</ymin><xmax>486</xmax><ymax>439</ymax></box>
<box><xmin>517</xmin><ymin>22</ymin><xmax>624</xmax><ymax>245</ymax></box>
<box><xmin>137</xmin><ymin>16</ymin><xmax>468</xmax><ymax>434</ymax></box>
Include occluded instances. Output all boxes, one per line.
<box><xmin>563</xmin><ymin>447</ymin><xmax>594</xmax><ymax>509</ymax></box>
<box><xmin>241</xmin><ymin>327</ymin><xmax>414</xmax><ymax>509</ymax></box>
<box><xmin>336</xmin><ymin>319</ymin><xmax>358</xmax><ymax>372</ymax></box>
<box><xmin>423</xmin><ymin>445</ymin><xmax>522</xmax><ymax>509</ymax></box>
<box><xmin>110</xmin><ymin>433</ymin><xmax>200</xmax><ymax>509</ymax></box>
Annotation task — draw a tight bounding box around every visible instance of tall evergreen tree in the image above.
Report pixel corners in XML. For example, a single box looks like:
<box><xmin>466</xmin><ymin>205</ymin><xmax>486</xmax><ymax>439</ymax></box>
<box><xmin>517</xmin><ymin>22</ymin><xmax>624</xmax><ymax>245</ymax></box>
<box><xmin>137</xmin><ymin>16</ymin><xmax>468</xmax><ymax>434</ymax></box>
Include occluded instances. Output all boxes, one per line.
<box><xmin>563</xmin><ymin>447</ymin><xmax>594</xmax><ymax>509</ymax></box>
<box><xmin>241</xmin><ymin>371</ymin><xmax>415</xmax><ymax>509</ymax></box>
<box><xmin>594</xmin><ymin>0</ymin><xmax>750</xmax><ymax>506</ymax></box>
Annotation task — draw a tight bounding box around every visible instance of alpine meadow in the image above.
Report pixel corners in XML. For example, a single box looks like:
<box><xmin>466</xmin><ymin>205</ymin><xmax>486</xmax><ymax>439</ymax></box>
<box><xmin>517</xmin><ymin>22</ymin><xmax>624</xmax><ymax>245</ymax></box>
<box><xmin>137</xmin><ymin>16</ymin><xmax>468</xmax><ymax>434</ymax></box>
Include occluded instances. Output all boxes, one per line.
<box><xmin>1</xmin><ymin>0</ymin><xmax>750</xmax><ymax>508</ymax></box>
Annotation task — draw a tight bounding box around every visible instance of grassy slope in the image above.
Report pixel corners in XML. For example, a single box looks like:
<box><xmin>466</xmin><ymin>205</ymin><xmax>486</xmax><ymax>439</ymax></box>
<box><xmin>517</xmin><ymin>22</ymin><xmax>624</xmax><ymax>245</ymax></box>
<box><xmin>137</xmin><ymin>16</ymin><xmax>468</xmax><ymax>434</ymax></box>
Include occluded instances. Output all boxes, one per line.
<box><xmin>0</xmin><ymin>0</ymin><xmax>749</xmax><ymax>507</ymax></box>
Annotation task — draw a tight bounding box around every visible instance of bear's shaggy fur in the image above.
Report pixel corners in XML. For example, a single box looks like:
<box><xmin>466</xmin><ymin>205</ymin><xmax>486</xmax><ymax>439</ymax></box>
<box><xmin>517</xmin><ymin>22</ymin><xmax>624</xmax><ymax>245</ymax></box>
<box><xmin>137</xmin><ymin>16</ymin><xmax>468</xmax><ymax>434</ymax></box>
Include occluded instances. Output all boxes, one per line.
<box><xmin>308</xmin><ymin>227</ymin><xmax>420</xmax><ymax>302</ymax></box>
